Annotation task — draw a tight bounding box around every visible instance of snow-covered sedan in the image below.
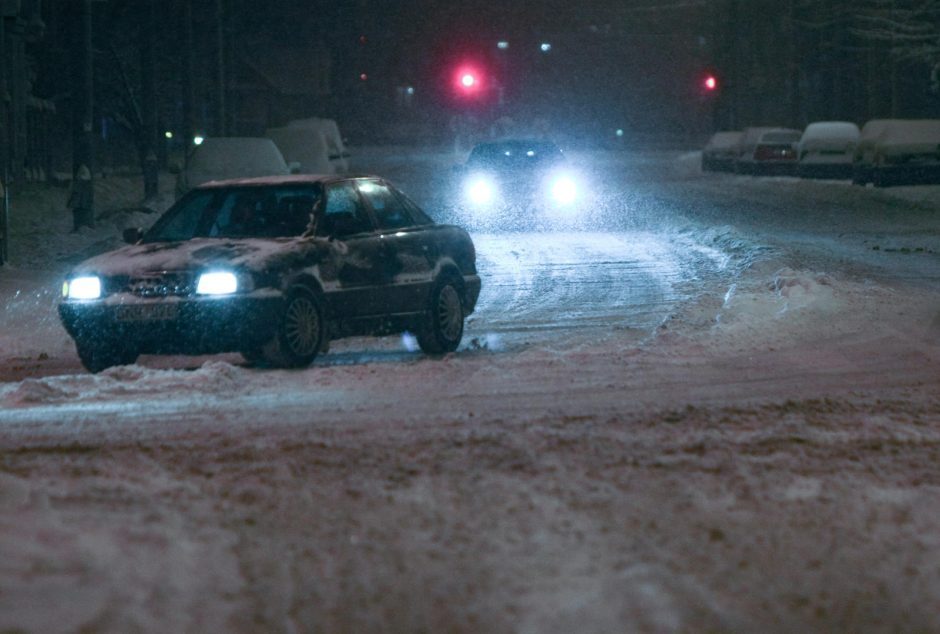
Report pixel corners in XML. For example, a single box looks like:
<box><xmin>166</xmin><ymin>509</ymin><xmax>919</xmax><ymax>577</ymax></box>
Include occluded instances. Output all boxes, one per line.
<box><xmin>59</xmin><ymin>175</ymin><xmax>481</xmax><ymax>372</ymax></box>
<box><xmin>454</xmin><ymin>139</ymin><xmax>583</xmax><ymax>228</ymax></box>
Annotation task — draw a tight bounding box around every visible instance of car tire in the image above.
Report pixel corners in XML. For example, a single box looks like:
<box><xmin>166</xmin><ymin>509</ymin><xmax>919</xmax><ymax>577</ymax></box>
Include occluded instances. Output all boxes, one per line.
<box><xmin>260</xmin><ymin>287</ymin><xmax>326</xmax><ymax>368</ymax></box>
<box><xmin>76</xmin><ymin>340</ymin><xmax>138</xmax><ymax>374</ymax></box>
<box><xmin>417</xmin><ymin>276</ymin><xmax>465</xmax><ymax>355</ymax></box>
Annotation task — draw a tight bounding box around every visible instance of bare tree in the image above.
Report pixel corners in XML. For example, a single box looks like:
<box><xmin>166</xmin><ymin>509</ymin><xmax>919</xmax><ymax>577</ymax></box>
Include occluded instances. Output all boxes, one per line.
<box><xmin>852</xmin><ymin>0</ymin><xmax>940</xmax><ymax>88</ymax></box>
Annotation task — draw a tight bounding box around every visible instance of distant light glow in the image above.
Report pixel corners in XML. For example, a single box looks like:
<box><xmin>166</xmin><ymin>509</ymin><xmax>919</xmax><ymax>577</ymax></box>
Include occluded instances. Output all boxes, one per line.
<box><xmin>360</xmin><ymin>72</ymin><xmax>368</xmax><ymax>81</ymax></box>
<box><xmin>406</xmin><ymin>86</ymin><xmax>415</xmax><ymax>95</ymax></box>
<box><xmin>497</xmin><ymin>41</ymin><xmax>509</xmax><ymax>50</ymax></box>
<box><xmin>704</xmin><ymin>75</ymin><xmax>718</xmax><ymax>90</ymax></box>
<box><xmin>466</xmin><ymin>175</ymin><xmax>496</xmax><ymax>206</ymax></box>
<box><xmin>358</xmin><ymin>181</ymin><xmax>379</xmax><ymax>194</ymax></box>
<box><xmin>461</xmin><ymin>73</ymin><xmax>476</xmax><ymax>88</ymax></box>
<box><xmin>164</xmin><ymin>131</ymin><xmax>173</xmax><ymax>139</ymax></box>
<box><xmin>540</xmin><ymin>42</ymin><xmax>552</xmax><ymax>53</ymax></box>
<box><xmin>551</xmin><ymin>175</ymin><xmax>578</xmax><ymax>205</ymax></box>
<box><xmin>67</xmin><ymin>276</ymin><xmax>102</xmax><ymax>300</ymax></box>
<box><xmin>616</xmin><ymin>129</ymin><xmax>624</xmax><ymax>137</ymax></box>
<box><xmin>526</xmin><ymin>150</ymin><xmax>535</xmax><ymax>157</ymax></box>
<box><xmin>193</xmin><ymin>135</ymin><xmax>205</xmax><ymax>146</ymax></box>
<box><xmin>196</xmin><ymin>271</ymin><xmax>238</xmax><ymax>295</ymax></box>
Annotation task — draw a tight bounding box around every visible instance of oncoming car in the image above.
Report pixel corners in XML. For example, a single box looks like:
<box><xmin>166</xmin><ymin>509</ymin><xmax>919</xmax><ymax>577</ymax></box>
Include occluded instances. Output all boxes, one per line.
<box><xmin>454</xmin><ymin>139</ymin><xmax>583</xmax><ymax>227</ymax></box>
<box><xmin>59</xmin><ymin>175</ymin><xmax>481</xmax><ymax>372</ymax></box>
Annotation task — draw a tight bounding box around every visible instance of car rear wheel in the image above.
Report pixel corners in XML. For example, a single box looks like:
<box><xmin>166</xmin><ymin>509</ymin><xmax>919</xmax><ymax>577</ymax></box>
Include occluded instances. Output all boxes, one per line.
<box><xmin>261</xmin><ymin>287</ymin><xmax>325</xmax><ymax>368</ymax></box>
<box><xmin>76</xmin><ymin>339</ymin><xmax>138</xmax><ymax>374</ymax></box>
<box><xmin>417</xmin><ymin>277</ymin><xmax>465</xmax><ymax>354</ymax></box>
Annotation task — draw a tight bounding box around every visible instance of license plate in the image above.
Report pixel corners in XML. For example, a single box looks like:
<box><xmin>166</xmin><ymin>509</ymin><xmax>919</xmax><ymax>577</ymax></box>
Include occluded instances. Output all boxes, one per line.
<box><xmin>116</xmin><ymin>303</ymin><xmax>178</xmax><ymax>322</ymax></box>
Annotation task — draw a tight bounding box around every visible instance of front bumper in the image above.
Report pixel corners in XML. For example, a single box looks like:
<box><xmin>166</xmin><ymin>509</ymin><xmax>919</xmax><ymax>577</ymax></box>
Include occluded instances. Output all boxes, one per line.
<box><xmin>59</xmin><ymin>293</ymin><xmax>284</xmax><ymax>355</ymax></box>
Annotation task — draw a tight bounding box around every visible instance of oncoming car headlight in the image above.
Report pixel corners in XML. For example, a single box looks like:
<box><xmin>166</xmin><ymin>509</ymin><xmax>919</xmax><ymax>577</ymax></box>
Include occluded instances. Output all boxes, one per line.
<box><xmin>550</xmin><ymin>174</ymin><xmax>578</xmax><ymax>205</ymax></box>
<box><xmin>465</xmin><ymin>175</ymin><xmax>497</xmax><ymax>206</ymax></box>
<box><xmin>196</xmin><ymin>271</ymin><xmax>238</xmax><ymax>295</ymax></box>
<box><xmin>64</xmin><ymin>276</ymin><xmax>102</xmax><ymax>300</ymax></box>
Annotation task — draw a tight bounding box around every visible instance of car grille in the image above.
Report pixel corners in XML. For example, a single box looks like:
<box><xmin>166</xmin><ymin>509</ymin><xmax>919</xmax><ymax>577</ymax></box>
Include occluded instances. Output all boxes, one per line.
<box><xmin>121</xmin><ymin>271</ymin><xmax>195</xmax><ymax>298</ymax></box>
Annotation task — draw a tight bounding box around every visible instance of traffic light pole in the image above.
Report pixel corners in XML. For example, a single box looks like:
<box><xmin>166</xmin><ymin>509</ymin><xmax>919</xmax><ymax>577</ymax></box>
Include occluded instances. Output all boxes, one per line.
<box><xmin>1</xmin><ymin>169</ymin><xmax>8</xmax><ymax>265</ymax></box>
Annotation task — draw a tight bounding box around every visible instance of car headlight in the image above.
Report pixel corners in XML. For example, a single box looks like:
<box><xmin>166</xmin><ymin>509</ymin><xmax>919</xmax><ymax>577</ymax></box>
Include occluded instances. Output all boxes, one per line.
<box><xmin>550</xmin><ymin>175</ymin><xmax>578</xmax><ymax>205</ymax></box>
<box><xmin>465</xmin><ymin>175</ymin><xmax>497</xmax><ymax>206</ymax></box>
<box><xmin>196</xmin><ymin>271</ymin><xmax>238</xmax><ymax>295</ymax></box>
<box><xmin>65</xmin><ymin>276</ymin><xmax>102</xmax><ymax>300</ymax></box>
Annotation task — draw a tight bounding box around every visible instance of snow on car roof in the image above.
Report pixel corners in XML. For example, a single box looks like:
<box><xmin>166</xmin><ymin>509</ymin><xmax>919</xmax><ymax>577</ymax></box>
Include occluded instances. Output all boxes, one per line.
<box><xmin>187</xmin><ymin>137</ymin><xmax>290</xmax><ymax>175</ymax></box>
<box><xmin>876</xmin><ymin>119</ymin><xmax>940</xmax><ymax>146</ymax></box>
<box><xmin>758</xmin><ymin>129</ymin><xmax>801</xmax><ymax>144</ymax></box>
<box><xmin>800</xmin><ymin>122</ymin><xmax>860</xmax><ymax>142</ymax></box>
<box><xmin>198</xmin><ymin>174</ymin><xmax>371</xmax><ymax>189</ymax></box>
<box><xmin>859</xmin><ymin>119</ymin><xmax>902</xmax><ymax>141</ymax></box>
<box><xmin>704</xmin><ymin>131</ymin><xmax>743</xmax><ymax>150</ymax></box>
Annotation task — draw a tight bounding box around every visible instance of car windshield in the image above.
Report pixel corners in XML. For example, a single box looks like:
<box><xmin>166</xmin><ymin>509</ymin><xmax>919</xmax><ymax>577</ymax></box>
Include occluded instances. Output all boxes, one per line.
<box><xmin>467</xmin><ymin>141</ymin><xmax>565</xmax><ymax>169</ymax></box>
<box><xmin>143</xmin><ymin>185</ymin><xmax>321</xmax><ymax>242</ymax></box>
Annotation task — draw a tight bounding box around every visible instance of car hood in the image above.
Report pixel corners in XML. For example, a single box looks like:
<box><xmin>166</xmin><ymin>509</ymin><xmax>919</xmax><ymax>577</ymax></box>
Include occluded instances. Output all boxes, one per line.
<box><xmin>71</xmin><ymin>237</ymin><xmax>335</xmax><ymax>278</ymax></box>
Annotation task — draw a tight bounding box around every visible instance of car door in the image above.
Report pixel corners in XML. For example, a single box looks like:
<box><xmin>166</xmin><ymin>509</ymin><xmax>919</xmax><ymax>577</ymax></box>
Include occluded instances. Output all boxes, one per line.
<box><xmin>317</xmin><ymin>181</ymin><xmax>387</xmax><ymax>318</ymax></box>
<box><xmin>355</xmin><ymin>180</ymin><xmax>434</xmax><ymax>315</ymax></box>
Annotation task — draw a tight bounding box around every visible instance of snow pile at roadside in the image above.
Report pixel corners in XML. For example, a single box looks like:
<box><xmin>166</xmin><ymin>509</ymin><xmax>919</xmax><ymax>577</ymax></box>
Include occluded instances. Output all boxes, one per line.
<box><xmin>6</xmin><ymin>174</ymin><xmax>174</xmax><ymax>269</ymax></box>
<box><xmin>0</xmin><ymin>361</ymin><xmax>245</xmax><ymax>407</ymax></box>
<box><xmin>719</xmin><ymin>268</ymin><xmax>838</xmax><ymax>323</ymax></box>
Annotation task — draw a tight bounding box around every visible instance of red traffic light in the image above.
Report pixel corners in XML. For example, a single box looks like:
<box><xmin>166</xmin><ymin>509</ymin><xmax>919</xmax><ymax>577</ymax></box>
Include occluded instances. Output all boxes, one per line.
<box><xmin>453</xmin><ymin>64</ymin><xmax>484</xmax><ymax>96</ymax></box>
<box><xmin>703</xmin><ymin>74</ymin><xmax>718</xmax><ymax>91</ymax></box>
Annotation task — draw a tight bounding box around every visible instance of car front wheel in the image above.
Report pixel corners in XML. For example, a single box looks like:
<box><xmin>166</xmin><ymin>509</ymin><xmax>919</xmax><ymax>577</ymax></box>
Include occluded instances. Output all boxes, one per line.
<box><xmin>76</xmin><ymin>339</ymin><xmax>138</xmax><ymax>373</ymax></box>
<box><xmin>417</xmin><ymin>277</ymin><xmax>465</xmax><ymax>354</ymax></box>
<box><xmin>261</xmin><ymin>287</ymin><xmax>325</xmax><ymax>368</ymax></box>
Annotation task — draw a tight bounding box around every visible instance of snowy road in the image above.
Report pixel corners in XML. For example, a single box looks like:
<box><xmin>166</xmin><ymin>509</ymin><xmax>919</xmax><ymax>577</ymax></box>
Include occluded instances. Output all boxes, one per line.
<box><xmin>2</xmin><ymin>149</ymin><xmax>940</xmax><ymax>633</ymax></box>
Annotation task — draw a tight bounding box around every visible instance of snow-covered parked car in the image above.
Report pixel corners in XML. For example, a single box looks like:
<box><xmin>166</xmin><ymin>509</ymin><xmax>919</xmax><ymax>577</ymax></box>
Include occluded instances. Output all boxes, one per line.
<box><xmin>735</xmin><ymin>128</ymin><xmax>801</xmax><ymax>176</ymax></box>
<box><xmin>287</xmin><ymin>118</ymin><xmax>350</xmax><ymax>173</ymax></box>
<box><xmin>702</xmin><ymin>131</ymin><xmax>744</xmax><ymax>172</ymax></box>
<box><xmin>175</xmin><ymin>137</ymin><xmax>293</xmax><ymax>198</ymax></box>
<box><xmin>59</xmin><ymin>175</ymin><xmax>481</xmax><ymax>372</ymax></box>
<box><xmin>797</xmin><ymin>121</ymin><xmax>860</xmax><ymax>179</ymax></box>
<box><xmin>865</xmin><ymin>119</ymin><xmax>940</xmax><ymax>187</ymax></box>
<box><xmin>267</xmin><ymin>118</ymin><xmax>349</xmax><ymax>175</ymax></box>
<box><xmin>852</xmin><ymin>119</ymin><xmax>898</xmax><ymax>185</ymax></box>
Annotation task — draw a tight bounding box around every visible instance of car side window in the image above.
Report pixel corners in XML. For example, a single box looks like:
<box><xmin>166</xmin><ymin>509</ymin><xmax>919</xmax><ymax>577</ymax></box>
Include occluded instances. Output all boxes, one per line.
<box><xmin>397</xmin><ymin>191</ymin><xmax>433</xmax><ymax>226</ymax></box>
<box><xmin>357</xmin><ymin>181</ymin><xmax>414</xmax><ymax>231</ymax></box>
<box><xmin>321</xmin><ymin>182</ymin><xmax>374</xmax><ymax>237</ymax></box>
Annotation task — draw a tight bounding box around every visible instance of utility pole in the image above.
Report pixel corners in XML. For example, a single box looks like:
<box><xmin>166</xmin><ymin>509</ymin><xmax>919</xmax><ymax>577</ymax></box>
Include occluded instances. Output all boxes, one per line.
<box><xmin>140</xmin><ymin>0</ymin><xmax>158</xmax><ymax>198</ymax></box>
<box><xmin>181</xmin><ymin>0</ymin><xmax>195</xmax><ymax>149</ymax></box>
<box><xmin>0</xmin><ymin>10</ymin><xmax>7</xmax><ymax>182</ymax></box>
<box><xmin>214</xmin><ymin>0</ymin><xmax>226</xmax><ymax>136</ymax></box>
<box><xmin>70</xmin><ymin>0</ymin><xmax>95</xmax><ymax>229</ymax></box>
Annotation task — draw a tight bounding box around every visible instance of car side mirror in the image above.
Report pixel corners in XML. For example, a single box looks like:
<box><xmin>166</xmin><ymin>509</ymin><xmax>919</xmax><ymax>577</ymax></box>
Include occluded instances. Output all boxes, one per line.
<box><xmin>123</xmin><ymin>227</ymin><xmax>143</xmax><ymax>244</ymax></box>
<box><xmin>288</xmin><ymin>161</ymin><xmax>302</xmax><ymax>174</ymax></box>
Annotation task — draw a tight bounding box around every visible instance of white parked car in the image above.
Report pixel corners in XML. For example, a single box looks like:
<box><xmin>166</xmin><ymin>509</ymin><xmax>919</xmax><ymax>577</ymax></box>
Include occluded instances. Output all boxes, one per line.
<box><xmin>266</xmin><ymin>126</ymin><xmax>335</xmax><ymax>175</ymax></box>
<box><xmin>287</xmin><ymin>118</ymin><xmax>350</xmax><ymax>174</ymax></box>
<box><xmin>702</xmin><ymin>131</ymin><xmax>744</xmax><ymax>172</ymax></box>
<box><xmin>852</xmin><ymin>119</ymin><xmax>899</xmax><ymax>185</ymax></box>
<box><xmin>797</xmin><ymin>121</ymin><xmax>860</xmax><ymax>179</ymax></box>
<box><xmin>866</xmin><ymin>119</ymin><xmax>940</xmax><ymax>187</ymax></box>
<box><xmin>175</xmin><ymin>137</ymin><xmax>292</xmax><ymax>198</ymax></box>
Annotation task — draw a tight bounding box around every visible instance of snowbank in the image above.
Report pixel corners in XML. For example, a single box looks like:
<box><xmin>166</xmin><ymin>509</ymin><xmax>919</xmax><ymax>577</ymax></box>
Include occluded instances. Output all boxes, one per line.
<box><xmin>0</xmin><ymin>361</ymin><xmax>246</xmax><ymax>407</ymax></box>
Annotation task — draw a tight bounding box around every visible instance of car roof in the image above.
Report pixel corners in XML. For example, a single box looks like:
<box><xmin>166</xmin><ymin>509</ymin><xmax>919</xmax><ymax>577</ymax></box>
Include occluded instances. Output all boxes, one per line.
<box><xmin>197</xmin><ymin>174</ymin><xmax>379</xmax><ymax>189</ymax></box>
